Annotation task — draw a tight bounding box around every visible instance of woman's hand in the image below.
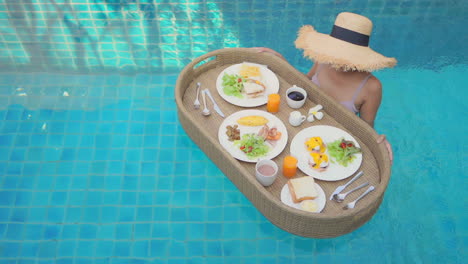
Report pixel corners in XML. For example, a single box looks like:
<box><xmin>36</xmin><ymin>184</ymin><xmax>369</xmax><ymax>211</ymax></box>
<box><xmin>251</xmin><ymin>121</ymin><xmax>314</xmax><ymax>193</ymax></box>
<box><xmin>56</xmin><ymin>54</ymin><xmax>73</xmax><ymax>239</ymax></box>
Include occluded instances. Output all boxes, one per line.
<box><xmin>377</xmin><ymin>134</ymin><xmax>393</xmax><ymax>165</ymax></box>
<box><xmin>251</xmin><ymin>47</ymin><xmax>286</xmax><ymax>60</ymax></box>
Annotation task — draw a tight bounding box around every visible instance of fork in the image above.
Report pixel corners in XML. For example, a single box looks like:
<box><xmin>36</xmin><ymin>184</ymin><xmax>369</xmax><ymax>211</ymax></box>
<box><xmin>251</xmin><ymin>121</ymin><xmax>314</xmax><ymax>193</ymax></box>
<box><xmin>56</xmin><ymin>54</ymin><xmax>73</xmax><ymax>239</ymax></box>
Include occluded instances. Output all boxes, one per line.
<box><xmin>332</xmin><ymin>182</ymin><xmax>369</xmax><ymax>203</ymax></box>
<box><xmin>193</xmin><ymin>82</ymin><xmax>201</xmax><ymax>109</ymax></box>
<box><xmin>343</xmin><ymin>186</ymin><xmax>375</xmax><ymax>210</ymax></box>
<box><xmin>329</xmin><ymin>170</ymin><xmax>364</xmax><ymax>200</ymax></box>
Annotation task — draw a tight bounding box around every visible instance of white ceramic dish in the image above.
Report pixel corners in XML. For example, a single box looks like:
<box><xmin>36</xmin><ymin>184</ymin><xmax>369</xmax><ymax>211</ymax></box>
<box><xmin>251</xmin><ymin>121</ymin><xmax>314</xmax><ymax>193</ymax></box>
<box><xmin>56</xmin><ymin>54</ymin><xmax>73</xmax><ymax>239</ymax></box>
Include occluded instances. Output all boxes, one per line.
<box><xmin>280</xmin><ymin>182</ymin><xmax>326</xmax><ymax>213</ymax></box>
<box><xmin>218</xmin><ymin>110</ymin><xmax>288</xmax><ymax>163</ymax></box>
<box><xmin>290</xmin><ymin>125</ymin><xmax>363</xmax><ymax>181</ymax></box>
<box><xmin>216</xmin><ymin>62</ymin><xmax>280</xmax><ymax>107</ymax></box>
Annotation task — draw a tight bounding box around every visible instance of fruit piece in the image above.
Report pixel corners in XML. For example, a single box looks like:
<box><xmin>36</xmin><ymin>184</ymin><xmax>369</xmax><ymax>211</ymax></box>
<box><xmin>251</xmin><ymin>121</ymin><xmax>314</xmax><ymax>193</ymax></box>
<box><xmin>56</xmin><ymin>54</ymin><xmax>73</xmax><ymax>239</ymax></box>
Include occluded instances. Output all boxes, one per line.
<box><xmin>237</xmin><ymin>116</ymin><xmax>269</xmax><ymax>126</ymax></box>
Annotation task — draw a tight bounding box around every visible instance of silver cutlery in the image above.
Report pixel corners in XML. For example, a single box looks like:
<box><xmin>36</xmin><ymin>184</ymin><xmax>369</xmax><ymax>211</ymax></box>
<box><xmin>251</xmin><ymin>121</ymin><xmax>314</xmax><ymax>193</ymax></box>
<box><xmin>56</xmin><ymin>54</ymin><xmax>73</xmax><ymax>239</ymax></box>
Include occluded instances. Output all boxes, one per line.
<box><xmin>332</xmin><ymin>182</ymin><xmax>369</xmax><ymax>203</ymax></box>
<box><xmin>201</xmin><ymin>89</ymin><xmax>211</xmax><ymax>116</ymax></box>
<box><xmin>329</xmin><ymin>170</ymin><xmax>364</xmax><ymax>200</ymax></box>
<box><xmin>203</xmin><ymin>89</ymin><xmax>225</xmax><ymax>118</ymax></box>
<box><xmin>194</xmin><ymin>82</ymin><xmax>201</xmax><ymax>109</ymax></box>
<box><xmin>343</xmin><ymin>186</ymin><xmax>375</xmax><ymax>210</ymax></box>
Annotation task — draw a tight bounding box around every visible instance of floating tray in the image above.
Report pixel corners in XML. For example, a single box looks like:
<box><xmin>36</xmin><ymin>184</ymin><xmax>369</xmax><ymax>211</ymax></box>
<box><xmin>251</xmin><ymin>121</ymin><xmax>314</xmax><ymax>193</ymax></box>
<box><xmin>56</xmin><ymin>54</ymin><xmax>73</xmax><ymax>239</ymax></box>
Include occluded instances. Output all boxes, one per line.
<box><xmin>175</xmin><ymin>48</ymin><xmax>391</xmax><ymax>238</ymax></box>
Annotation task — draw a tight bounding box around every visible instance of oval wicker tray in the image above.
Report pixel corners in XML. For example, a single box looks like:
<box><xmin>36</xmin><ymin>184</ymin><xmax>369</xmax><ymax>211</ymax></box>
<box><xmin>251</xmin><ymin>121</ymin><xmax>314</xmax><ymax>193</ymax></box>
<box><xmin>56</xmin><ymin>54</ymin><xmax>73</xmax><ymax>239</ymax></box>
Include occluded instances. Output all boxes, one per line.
<box><xmin>175</xmin><ymin>48</ymin><xmax>391</xmax><ymax>238</ymax></box>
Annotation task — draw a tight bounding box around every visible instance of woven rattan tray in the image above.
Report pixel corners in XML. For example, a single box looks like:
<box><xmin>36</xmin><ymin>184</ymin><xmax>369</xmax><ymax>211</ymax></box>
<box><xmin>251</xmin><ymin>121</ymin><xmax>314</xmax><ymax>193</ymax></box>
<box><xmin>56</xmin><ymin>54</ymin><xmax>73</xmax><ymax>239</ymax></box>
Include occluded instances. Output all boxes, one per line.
<box><xmin>175</xmin><ymin>48</ymin><xmax>391</xmax><ymax>238</ymax></box>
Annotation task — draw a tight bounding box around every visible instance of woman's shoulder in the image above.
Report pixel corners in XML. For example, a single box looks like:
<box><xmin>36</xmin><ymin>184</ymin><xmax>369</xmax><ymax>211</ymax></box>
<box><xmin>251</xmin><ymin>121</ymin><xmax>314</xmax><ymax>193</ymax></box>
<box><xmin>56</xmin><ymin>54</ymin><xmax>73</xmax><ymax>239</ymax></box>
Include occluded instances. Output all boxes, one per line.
<box><xmin>366</xmin><ymin>75</ymin><xmax>382</xmax><ymax>95</ymax></box>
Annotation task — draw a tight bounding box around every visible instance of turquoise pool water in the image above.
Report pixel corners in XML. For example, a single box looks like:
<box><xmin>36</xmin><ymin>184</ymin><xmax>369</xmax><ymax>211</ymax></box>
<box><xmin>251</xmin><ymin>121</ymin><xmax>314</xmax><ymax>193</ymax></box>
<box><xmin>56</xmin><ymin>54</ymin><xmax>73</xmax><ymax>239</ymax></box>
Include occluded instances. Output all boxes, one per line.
<box><xmin>0</xmin><ymin>1</ymin><xmax>466</xmax><ymax>263</ymax></box>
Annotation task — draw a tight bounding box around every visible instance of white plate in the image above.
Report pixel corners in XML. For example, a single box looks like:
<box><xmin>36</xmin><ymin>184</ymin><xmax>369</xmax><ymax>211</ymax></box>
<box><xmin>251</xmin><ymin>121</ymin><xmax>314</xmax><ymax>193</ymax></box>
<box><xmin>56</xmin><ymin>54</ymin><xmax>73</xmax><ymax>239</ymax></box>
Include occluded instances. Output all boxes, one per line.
<box><xmin>216</xmin><ymin>62</ymin><xmax>280</xmax><ymax>107</ymax></box>
<box><xmin>280</xmin><ymin>182</ymin><xmax>326</xmax><ymax>213</ymax></box>
<box><xmin>218</xmin><ymin>110</ymin><xmax>288</xmax><ymax>162</ymax></box>
<box><xmin>290</xmin><ymin>125</ymin><xmax>363</xmax><ymax>181</ymax></box>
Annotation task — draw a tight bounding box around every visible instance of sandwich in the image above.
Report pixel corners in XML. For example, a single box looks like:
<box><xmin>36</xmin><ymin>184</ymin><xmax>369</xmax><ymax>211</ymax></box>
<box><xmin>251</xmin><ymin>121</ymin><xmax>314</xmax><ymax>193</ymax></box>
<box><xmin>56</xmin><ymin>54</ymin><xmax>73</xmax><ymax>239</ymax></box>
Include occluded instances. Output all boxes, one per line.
<box><xmin>243</xmin><ymin>79</ymin><xmax>266</xmax><ymax>98</ymax></box>
<box><xmin>287</xmin><ymin>176</ymin><xmax>318</xmax><ymax>203</ymax></box>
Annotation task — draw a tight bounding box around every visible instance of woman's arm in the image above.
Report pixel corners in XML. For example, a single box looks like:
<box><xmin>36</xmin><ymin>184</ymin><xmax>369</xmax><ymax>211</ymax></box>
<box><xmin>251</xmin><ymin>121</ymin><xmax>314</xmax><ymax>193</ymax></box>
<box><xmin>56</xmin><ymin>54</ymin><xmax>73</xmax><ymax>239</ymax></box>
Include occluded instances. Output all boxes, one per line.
<box><xmin>359</xmin><ymin>77</ymin><xmax>393</xmax><ymax>163</ymax></box>
<box><xmin>359</xmin><ymin>76</ymin><xmax>382</xmax><ymax>128</ymax></box>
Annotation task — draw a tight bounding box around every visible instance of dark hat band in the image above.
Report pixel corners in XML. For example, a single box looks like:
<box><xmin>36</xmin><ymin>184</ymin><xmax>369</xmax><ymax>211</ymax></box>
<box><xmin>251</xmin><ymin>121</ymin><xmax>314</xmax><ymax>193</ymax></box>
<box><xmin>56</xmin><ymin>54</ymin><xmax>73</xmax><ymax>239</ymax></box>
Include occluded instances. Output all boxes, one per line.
<box><xmin>330</xmin><ymin>25</ymin><xmax>369</xmax><ymax>46</ymax></box>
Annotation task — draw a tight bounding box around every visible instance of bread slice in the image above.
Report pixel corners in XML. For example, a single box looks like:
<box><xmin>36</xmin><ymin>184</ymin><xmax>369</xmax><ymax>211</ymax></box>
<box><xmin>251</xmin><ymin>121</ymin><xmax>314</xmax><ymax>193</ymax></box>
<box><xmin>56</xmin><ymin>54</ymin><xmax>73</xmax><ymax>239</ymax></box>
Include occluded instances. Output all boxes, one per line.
<box><xmin>287</xmin><ymin>176</ymin><xmax>318</xmax><ymax>203</ymax></box>
<box><xmin>243</xmin><ymin>79</ymin><xmax>266</xmax><ymax>98</ymax></box>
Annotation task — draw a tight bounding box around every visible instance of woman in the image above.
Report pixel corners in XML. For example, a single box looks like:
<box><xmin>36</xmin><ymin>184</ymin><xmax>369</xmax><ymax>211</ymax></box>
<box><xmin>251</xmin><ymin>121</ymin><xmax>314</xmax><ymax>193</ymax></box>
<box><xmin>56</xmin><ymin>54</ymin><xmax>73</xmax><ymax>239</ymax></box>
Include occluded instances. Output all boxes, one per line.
<box><xmin>255</xmin><ymin>12</ymin><xmax>396</xmax><ymax>162</ymax></box>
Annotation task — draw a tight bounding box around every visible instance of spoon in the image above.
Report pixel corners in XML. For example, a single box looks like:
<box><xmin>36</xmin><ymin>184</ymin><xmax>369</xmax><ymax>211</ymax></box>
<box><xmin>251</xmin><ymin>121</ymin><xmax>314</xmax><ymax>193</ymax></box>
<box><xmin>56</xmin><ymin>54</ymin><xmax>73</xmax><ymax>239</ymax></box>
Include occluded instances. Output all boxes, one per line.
<box><xmin>343</xmin><ymin>186</ymin><xmax>375</xmax><ymax>210</ymax></box>
<box><xmin>333</xmin><ymin>182</ymin><xmax>369</xmax><ymax>203</ymax></box>
<box><xmin>329</xmin><ymin>170</ymin><xmax>364</xmax><ymax>200</ymax></box>
<box><xmin>201</xmin><ymin>90</ymin><xmax>210</xmax><ymax>116</ymax></box>
<box><xmin>194</xmin><ymin>82</ymin><xmax>201</xmax><ymax>109</ymax></box>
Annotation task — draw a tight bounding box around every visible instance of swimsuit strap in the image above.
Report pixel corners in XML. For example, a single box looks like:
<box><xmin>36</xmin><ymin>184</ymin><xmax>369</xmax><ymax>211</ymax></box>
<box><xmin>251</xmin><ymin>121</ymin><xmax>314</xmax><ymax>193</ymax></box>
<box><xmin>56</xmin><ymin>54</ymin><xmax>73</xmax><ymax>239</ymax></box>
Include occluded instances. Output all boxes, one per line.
<box><xmin>315</xmin><ymin>64</ymin><xmax>323</xmax><ymax>75</ymax></box>
<box><xmin>352</xmin><ymin>74</ymin><xmax>372</xmax><ymax>102</ymax></box>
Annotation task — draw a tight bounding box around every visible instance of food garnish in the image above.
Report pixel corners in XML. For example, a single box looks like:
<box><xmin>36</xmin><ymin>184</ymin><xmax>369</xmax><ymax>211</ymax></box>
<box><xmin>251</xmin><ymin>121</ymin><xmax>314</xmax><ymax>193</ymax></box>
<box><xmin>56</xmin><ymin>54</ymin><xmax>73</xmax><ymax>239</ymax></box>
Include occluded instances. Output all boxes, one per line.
<box><xmin>237</xmin><ymin>115</ymin><xmax>269</xmax><ymax>126</ymax></box>
<box><xmin>226</xmin><ymin>124</ymin><xmax>240</xmax><ymax>141</ymax></box>
<box><xmin>327</xmin><ymin>138</ymin><xmax>361</xmax><ymax>167</ymax></box>
<box><xmin>222</xmin><ymin>73</ymin><xmax>245</xmax><ymax>98</ymax></box>
<box><xmin>235</xmin><ymin>133</ymin><xmax>269</xmax><ymax>159</ymax></box>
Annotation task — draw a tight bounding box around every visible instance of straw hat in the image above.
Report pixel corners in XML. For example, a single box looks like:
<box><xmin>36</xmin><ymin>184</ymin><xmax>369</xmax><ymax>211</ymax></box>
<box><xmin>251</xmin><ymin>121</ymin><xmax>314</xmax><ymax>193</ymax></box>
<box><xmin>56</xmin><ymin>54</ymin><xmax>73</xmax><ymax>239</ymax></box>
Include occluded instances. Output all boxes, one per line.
<box><xmin>295</xmin><ymin>12</ymin><xmax>397</xmax><ymax>72</ymax></box>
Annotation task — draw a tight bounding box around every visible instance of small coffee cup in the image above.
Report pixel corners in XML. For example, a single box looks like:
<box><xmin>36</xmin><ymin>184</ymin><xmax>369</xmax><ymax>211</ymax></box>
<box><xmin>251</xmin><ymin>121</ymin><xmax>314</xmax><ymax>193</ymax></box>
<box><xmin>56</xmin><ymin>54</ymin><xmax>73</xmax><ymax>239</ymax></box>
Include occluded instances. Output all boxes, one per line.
<box><xmin>286</xmin><ymin>85</ymin><xmax>307</xmax><ymax>109</ymax></box>
<box><xmin>255</xmin><ymin>159</ymin><xmax>279</xmax><ymax>187</ymax></box>
<box><xmin>289</xmin><ymin>111</ymin><xmax>306</xmax><ymax>127</ymax></box>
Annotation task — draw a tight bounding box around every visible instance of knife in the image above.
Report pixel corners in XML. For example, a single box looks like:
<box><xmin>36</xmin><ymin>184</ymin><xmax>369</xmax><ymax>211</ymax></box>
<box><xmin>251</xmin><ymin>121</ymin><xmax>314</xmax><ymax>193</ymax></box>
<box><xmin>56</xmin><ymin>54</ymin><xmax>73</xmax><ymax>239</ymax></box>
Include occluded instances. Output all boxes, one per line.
<box><xmin>203</xmin><ymin>89</ymin><xmax>225</xmax><ymax>118</ymax></box>
<box><xmin>329</xmin><ymin>170</ymin><xmax>364</xmax><ymax>200</ymax></box>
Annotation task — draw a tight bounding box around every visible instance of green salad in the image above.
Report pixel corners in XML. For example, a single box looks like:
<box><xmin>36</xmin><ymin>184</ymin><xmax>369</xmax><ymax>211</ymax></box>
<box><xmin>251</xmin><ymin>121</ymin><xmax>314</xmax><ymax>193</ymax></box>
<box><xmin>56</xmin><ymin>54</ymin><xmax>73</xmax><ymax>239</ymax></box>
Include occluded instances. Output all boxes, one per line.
<box><xmin>222</xmin><ymin>73</ymin><xmax>245</xmax><ymax>98</ymax></box>
<box><xmin>235</xmin><ymin>133</ymin><xmax>269</xmax><ymax>159</ymax></box>
<box><xmin>327</xmin><ymin>138</ymin><xmax>361</xmax><ymax>167</ymax></box>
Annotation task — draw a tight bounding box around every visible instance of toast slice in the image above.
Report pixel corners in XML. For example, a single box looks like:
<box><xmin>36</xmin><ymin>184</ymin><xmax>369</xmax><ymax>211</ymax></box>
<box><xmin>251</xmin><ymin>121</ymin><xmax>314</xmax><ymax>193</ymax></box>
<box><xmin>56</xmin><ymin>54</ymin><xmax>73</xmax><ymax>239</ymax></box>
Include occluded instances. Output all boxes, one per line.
<box><xmin>287</xmin><ymin>176</ymin><xmax>318</xmax><ymax>203</ymax></box>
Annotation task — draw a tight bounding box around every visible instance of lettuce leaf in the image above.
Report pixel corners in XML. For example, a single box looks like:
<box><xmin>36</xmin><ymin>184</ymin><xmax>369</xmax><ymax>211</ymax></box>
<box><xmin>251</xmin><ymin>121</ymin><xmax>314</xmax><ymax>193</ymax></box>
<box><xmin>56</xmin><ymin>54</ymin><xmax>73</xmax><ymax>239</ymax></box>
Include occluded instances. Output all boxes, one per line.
<box><xmin>327</xmin><ymin>138</ymin><xmax>361</xmax><ymax>167</ymax></box>
<box><xmin>234</xmin><ymin>133</ymin><xmax>269</xmax><ymax>159</ymax></box>
<box><xmin>222</xmin><ymin>73</ymin><xmax>245</xmax><ymax>98</ymax></box>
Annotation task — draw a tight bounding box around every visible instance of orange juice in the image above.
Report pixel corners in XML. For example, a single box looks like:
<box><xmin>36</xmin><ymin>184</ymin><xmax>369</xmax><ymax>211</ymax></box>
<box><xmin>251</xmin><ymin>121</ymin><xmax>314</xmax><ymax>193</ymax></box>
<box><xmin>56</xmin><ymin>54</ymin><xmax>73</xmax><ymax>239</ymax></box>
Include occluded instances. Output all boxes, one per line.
<box><xmin>267</xmin><ymin>93</ymin><xmax>280</xmax><ymax>113</ymax></box>
<box><xmin>283</xmin><ymin>155</ymin><xmax>298</xmax><ymax>178</ymax></box>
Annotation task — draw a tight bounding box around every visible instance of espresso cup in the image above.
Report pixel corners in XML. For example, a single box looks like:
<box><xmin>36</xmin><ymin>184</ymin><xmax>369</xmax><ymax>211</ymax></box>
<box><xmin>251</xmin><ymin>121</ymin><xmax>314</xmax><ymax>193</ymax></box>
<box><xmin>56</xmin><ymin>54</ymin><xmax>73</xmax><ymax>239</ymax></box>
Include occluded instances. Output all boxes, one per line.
<box><xmin>286</xmin><ymin>85</ymin><xmax>307</xmax><ymax>109</ymax></box>
<box><xmin>255</xmin><ymin>159</ymin><xmax>279</xmax><ymax>187</ymax></box>
<box><xmin>289</xmin><ymin>111</ymin><xmax>306</xmax><ymax>127</ymax></box>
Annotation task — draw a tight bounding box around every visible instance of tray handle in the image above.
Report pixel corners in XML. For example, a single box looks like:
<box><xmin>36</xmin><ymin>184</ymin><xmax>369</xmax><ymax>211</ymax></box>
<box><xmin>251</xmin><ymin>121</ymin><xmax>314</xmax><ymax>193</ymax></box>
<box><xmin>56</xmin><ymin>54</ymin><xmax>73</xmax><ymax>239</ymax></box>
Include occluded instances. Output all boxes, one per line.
<box><xmin>185</xmin><ymin>49</ymin><xmax>223</xmax><ymax>76</ymax></box>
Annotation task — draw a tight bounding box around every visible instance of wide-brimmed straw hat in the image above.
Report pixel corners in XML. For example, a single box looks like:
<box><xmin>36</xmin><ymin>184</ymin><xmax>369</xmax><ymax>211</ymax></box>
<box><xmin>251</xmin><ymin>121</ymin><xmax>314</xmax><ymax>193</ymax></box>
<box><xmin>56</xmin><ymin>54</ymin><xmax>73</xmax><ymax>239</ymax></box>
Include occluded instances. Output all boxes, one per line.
<box><xmin>295</xmin><ymin>12</ymin><xmax>397</xmax><ymax>72</ymax></box>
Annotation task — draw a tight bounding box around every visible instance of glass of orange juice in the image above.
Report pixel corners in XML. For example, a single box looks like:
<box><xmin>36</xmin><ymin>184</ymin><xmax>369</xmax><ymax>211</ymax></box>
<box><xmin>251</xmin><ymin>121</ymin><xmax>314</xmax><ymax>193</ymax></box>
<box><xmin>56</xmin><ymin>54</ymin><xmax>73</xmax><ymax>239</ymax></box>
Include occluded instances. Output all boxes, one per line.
<box><xmin>266</xmin><ymin>93</ymin><xmax>280</xmax><ymax>113</ymax></box>
<box><xmin>282</xmin><ymin>155</ymin><xmax>298</xmax><ymax>178</ymax></box>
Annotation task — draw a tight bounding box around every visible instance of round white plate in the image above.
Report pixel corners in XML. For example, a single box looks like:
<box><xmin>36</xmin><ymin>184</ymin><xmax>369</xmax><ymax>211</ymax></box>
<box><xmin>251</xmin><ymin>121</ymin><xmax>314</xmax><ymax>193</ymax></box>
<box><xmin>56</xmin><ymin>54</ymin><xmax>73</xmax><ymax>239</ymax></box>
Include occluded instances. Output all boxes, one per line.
<box><xmin>218</xmin><ymin>110</ymin><xmax>288</xmax><ymax>163</ymax></box>
<box><xmin>290</xmin><ymin>125</ymin><xmax>363</xmax><ymax>181</ymax></box>
<box><xmin>280</xmin><ymin>182</ymin><xmax>326</xmax><ymax>213</ymax></box>
<box><xmin>216</xmin><ymin>62</ymin><xmax>280</xmax><ymax>107</ymax></box>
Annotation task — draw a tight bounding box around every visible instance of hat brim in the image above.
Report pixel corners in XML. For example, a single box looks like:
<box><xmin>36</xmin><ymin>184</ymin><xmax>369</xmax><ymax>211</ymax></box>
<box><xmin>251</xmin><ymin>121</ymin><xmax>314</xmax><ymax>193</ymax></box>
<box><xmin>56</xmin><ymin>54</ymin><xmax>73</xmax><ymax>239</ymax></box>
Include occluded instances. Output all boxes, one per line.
<box><xmin>295</xmin><ymin>25</ymin><xmax>397</xmax><ymax>72</ymax></box>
